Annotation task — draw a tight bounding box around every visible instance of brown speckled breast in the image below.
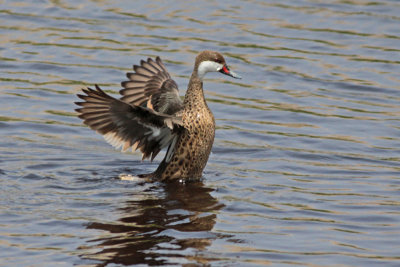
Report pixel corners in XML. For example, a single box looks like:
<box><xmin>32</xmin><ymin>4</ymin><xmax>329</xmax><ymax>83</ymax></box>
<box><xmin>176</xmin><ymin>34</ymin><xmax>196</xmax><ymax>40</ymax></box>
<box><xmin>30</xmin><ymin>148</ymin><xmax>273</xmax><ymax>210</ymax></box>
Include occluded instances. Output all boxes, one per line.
<box><xmin>153</xmin><ymin>79</ymin><xmax>215</xmax><ymax>181</ymax></box>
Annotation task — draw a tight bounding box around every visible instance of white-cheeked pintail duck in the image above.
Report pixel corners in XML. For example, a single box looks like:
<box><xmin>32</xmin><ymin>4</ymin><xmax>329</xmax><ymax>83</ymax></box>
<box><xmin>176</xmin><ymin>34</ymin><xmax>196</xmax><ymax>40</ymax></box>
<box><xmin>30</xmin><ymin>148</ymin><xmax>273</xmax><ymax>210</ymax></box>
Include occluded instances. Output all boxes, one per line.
<box><xmin>75</xmin><ymin>51</ymin><xmax>241</xmax><ymax>181</ymax></box>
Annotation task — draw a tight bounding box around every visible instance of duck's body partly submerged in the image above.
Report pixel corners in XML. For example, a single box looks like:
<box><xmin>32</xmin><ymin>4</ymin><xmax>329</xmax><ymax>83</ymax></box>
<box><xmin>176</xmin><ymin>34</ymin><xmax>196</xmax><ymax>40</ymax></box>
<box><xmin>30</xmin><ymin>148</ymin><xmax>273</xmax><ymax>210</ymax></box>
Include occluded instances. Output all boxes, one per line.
<box><xmin>75</xmin><ymin>51</ymin><xmax>240</xmax><ymax>181</ymax></box>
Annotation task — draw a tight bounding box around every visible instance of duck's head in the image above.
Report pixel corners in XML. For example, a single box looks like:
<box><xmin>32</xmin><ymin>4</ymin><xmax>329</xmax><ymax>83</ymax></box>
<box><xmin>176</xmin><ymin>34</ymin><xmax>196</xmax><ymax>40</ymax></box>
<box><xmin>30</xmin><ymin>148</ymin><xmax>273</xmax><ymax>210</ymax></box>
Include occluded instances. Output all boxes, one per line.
<box><xmin>195</xmin><ymin>50</ymin><xmax>241</xmax><ymax>81</ymax></box>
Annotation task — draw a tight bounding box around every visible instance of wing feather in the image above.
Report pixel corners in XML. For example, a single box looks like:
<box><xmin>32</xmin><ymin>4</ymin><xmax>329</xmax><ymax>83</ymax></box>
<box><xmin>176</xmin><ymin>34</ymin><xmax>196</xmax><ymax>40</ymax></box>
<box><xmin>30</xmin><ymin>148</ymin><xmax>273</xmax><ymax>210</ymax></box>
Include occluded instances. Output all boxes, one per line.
<box><xmin>120</xmin><ymin>56</ymin><xmax>183</xmax><ymax>115</ymax></box>
<box><xmin>75</xmin><ymin>85</ymin><xmax>182</xmax><ymax>161</ymax></box>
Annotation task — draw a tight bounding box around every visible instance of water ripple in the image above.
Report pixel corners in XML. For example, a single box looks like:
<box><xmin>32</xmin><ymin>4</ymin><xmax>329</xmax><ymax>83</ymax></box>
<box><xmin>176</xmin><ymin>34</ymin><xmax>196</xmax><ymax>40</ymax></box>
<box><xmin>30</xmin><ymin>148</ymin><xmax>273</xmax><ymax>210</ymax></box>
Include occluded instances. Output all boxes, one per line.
<box><xmin>1</xmin><ymin>0</ymin><xmax>400</xmax><ymax>266</ymax></box>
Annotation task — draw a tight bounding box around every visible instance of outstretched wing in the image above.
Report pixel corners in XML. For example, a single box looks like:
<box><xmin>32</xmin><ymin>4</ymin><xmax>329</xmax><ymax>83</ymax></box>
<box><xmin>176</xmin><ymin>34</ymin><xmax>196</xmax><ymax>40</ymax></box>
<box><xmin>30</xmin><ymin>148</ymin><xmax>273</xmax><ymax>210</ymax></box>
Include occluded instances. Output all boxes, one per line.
<box><xmin>75</xmin><ymin>85</ymin><xmax>182</xmax><ymax>161</ymax></box>
<box><xmin>120</xmin><ymin>57</ymin><xmax>183</xmax><ymax>115</ymax></box>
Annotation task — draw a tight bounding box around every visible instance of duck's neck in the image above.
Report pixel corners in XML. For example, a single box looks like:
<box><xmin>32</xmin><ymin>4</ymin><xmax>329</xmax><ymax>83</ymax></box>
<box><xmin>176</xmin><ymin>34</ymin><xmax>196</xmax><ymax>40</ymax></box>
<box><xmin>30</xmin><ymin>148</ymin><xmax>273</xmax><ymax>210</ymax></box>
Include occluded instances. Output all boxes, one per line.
<box><xmin>184</xmin><ymin>73</ymin><xmax>205</xmax><ymax>107</ymax></box>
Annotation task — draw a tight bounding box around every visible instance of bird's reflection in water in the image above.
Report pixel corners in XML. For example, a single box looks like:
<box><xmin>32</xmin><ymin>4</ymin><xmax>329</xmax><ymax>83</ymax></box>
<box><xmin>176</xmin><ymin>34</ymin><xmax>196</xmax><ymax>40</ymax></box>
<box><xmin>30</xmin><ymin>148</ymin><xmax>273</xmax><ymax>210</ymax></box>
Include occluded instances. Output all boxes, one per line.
<box><xmin>81</xmin><ymin>180</ymin><xmax>224</xmax><ymax>266</ymax></box>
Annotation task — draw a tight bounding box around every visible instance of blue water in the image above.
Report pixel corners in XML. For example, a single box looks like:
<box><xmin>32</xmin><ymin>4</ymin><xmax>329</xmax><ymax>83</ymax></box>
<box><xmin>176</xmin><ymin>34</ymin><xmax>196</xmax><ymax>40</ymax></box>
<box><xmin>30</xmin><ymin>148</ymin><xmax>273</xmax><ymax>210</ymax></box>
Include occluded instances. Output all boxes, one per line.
<box><xmin>1</xmin><ymin>0</ymin><xmax>400</xmax><ymax>266</ymax></box>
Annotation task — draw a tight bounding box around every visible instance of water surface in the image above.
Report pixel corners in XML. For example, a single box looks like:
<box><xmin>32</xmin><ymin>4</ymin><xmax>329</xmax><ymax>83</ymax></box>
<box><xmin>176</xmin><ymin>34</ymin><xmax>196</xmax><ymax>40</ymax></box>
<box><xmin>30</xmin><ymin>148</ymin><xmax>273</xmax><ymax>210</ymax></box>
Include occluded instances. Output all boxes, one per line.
<box><xmin>1</xmin><ymin>0</ymin><xmax>400</xmax><ymax>266</ymax></box>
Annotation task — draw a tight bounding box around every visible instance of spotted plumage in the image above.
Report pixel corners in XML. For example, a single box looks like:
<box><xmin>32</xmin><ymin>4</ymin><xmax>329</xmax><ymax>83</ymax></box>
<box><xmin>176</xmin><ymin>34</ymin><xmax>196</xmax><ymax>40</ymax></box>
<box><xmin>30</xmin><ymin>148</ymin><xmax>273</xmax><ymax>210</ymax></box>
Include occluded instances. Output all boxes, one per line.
<box><xmin>75</xmin><ymin>50</ymin><xmax>240</xmax><ymax>181</ymax></box>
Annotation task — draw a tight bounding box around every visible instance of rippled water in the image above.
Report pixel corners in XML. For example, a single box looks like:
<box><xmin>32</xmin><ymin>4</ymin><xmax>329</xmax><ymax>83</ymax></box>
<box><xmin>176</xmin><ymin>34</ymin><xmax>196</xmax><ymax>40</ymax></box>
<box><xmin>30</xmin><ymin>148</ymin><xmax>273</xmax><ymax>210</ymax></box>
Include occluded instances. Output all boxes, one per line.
<box><xmin>1</xmin><ymin>0</ymin><xmax>400</xmax><ymax>266</ymax></box>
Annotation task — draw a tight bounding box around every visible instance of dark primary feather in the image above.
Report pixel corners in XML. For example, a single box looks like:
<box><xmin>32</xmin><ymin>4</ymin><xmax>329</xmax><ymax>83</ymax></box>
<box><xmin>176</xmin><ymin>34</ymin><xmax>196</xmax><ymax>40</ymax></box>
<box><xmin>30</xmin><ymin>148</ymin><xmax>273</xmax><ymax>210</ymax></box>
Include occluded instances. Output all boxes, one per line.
<box><xmin>120</xmin><ymin>56</ymin><xmax>183</xmax><ymax>115</ymax></box>
<box><xmin>75</xmin><ymin>85</ymin><xmax>182</xmax><ymax>161</ymax></box>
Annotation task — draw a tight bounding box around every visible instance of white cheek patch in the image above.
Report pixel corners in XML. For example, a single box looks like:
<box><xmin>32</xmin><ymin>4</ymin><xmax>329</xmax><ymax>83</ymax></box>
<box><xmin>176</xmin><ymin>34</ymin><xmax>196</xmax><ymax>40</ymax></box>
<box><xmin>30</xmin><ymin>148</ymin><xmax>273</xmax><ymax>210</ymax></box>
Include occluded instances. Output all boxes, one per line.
<box><xmin>197</xmin><ymin>61</ymin><xmax>223</xmax><ymax>81</ymax></box>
